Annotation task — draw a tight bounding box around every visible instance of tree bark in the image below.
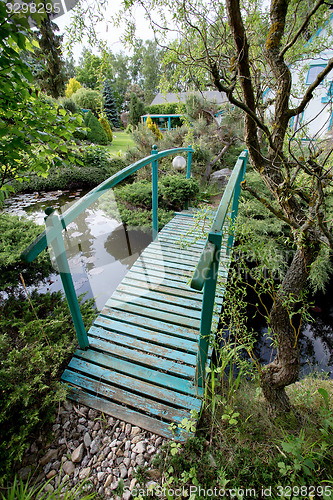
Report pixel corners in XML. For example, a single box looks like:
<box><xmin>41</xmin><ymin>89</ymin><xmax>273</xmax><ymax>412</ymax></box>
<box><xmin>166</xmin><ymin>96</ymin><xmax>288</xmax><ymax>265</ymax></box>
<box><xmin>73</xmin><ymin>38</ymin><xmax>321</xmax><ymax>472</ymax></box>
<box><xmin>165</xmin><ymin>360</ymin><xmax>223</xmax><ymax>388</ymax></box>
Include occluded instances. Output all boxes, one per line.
<box><xmin>260</xmin><ymin>240</ymin><xmax>317</xmax><ymax>415</ymax></box>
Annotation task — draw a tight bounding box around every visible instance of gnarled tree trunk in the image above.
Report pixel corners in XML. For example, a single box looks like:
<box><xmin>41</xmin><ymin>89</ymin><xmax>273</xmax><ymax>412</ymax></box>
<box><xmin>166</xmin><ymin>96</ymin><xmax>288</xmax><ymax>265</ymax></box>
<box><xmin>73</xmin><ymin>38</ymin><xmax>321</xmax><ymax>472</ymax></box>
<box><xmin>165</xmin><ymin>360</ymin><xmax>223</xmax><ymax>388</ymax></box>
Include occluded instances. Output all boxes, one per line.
<box><xmin>260</xmin><ymin>242</ymin><xmax>317</xmax><ymax>414</ymax></box>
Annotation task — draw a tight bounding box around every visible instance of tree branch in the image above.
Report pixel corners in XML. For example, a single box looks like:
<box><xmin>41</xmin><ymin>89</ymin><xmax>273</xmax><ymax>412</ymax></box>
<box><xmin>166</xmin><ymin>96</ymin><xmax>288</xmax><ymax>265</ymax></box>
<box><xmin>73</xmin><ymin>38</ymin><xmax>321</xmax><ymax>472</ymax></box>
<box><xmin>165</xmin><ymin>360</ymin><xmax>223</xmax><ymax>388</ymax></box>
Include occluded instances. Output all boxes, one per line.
<box><xmin>241</xmin><ymin>180</ymin><xmax>300</xmax><ymax>229</ymax></box>
<box><xmin>289</xmin><ymin>59</ymin><xmax>333</xmax><ymax>117</ymax></box>
<box><xmin>280</xmin><ymin>0</ymin><xmax>325</xmax><ymax>58</ymax></box>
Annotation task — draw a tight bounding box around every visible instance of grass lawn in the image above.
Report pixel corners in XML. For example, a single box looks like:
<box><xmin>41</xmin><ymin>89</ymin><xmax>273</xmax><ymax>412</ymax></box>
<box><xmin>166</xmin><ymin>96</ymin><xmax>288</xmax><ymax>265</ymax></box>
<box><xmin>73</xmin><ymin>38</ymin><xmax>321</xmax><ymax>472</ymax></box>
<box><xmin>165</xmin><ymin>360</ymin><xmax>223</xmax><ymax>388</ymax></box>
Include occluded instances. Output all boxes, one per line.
<box><xmin>106</xmin><ymin>131</ymin><xmax>135</xmax><ymax>155</ymax></box>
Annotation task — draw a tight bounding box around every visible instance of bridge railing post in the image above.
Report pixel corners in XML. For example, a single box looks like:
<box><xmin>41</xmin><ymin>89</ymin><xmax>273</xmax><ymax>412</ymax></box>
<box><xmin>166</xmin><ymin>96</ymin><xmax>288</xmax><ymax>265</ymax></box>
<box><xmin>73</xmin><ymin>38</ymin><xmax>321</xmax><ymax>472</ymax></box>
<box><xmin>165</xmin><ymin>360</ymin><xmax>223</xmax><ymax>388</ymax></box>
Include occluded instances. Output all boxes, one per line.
<box><xmin>44</xmin><ymin>207</ymin><xmax>89</xmax><ymax>350</ymax></box>
<box><xmin>185</xmin><ymin>145</ymin><xmax>192</xmax><ymax>210</ymax></box>
<box><xmin>227</xmin><ymin>150</ymin><xmax>248</xmax><ymax>255</ymax></box>
<box><xmin>151</xmin><ymin>145</ymin><xmax>159</xmax><ymax>241</ymax></box>
<box><xmin>196</xmin><ymin>230</ymin><xmax>222</xmax><ymax>388</ymax></box>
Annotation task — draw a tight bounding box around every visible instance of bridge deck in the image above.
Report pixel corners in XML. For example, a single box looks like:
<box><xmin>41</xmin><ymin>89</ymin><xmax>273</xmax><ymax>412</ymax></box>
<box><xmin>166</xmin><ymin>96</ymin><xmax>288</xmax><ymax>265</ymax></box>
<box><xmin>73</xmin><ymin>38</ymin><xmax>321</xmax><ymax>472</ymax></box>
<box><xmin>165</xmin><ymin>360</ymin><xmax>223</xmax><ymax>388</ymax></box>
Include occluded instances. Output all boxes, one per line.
<box><xmin>61</xmin><ymin>210</ymin><xmax>231</xmax><ymax>440</ymax></box>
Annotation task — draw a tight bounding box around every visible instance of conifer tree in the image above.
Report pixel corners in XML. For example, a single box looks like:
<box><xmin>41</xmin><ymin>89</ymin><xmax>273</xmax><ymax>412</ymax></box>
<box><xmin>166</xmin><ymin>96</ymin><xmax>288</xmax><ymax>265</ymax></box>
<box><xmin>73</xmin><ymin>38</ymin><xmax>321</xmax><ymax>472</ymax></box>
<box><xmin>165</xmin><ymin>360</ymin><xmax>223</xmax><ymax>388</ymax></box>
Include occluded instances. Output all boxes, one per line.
<box><xmin>128</xmin><ymin>92</ymin><xmax>146</xmax><ymax>126</ymax></box>
<box><xmin>34</xmin><ymin>14</ymin><xmax>66</xmax><ymax>98</ymax></box>
<box><xmin>103</xmin><ymin>80</ymin><xmax>121</xmax><ymax>128</ymax></box>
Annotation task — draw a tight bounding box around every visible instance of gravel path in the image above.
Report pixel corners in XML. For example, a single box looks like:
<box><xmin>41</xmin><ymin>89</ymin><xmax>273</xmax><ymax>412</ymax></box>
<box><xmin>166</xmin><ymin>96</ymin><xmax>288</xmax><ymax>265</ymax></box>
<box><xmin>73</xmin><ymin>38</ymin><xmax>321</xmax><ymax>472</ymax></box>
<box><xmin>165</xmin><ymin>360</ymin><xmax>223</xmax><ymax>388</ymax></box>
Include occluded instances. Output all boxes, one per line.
<box><xmin>17</xmin><ymin>401</ymin><xmax>168</xmax><ymax>499</ymax></box>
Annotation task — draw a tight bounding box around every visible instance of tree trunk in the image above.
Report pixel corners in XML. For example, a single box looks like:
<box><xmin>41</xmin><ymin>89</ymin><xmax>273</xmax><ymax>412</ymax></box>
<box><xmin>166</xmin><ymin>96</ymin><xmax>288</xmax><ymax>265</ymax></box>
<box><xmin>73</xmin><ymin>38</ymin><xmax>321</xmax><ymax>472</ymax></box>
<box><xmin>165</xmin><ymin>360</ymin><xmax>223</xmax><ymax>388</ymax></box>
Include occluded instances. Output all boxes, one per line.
<box><xmin>260</xmin><ymin>241</ymin><xmax>317</xmax><ymax>415</ymax></box>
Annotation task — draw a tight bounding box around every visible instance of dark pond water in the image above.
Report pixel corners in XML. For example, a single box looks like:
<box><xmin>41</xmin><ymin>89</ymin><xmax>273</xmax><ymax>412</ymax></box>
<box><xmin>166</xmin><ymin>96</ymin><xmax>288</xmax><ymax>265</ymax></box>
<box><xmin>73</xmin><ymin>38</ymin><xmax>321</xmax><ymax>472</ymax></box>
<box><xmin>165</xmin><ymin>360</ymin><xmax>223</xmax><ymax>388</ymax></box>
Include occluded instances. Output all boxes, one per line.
<box><xmin>3</xmin><ymin>190</ymin><xmax>152</xmax><ymax>310</ymax></box>
<box><xmin>221</xmin><ymin>267</ymin><xmax>333</xmax><ymax>379</ymax></box>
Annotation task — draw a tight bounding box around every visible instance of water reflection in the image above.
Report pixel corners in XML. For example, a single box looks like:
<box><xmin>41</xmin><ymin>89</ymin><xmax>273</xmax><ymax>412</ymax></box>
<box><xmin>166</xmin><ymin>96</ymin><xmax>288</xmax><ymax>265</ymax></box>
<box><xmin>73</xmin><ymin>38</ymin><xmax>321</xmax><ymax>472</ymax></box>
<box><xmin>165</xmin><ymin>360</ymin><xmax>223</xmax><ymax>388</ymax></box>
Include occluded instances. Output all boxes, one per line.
<box><xmin>2</xmin><ymin>190</ymin><xmax>152</xmax><ymax>310</ymax></box>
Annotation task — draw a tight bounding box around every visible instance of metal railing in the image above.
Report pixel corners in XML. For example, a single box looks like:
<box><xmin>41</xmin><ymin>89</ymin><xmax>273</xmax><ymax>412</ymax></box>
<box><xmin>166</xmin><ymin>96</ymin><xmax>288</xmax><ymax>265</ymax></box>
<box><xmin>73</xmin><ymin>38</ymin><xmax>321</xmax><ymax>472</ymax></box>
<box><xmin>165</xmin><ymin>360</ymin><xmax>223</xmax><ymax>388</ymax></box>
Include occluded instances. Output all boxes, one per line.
<box><xmin>190</xmin><ymin>150</ymin><xmax>248</xmax><ymax>387</ymax></box>
<box><xmin>21</xmin><ymin>145</ymin><xmax>194</xmax><ymax>350</ymax></box>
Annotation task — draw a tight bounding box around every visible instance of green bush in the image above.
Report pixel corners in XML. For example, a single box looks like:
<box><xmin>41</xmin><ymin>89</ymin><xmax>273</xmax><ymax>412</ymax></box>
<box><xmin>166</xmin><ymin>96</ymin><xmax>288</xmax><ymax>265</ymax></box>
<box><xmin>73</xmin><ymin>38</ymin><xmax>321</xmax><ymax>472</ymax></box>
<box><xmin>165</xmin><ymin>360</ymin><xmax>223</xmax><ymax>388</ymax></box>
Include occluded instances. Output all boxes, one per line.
<box><xmin>110</xmin><ymin>173</ymin><xmax>200</xmax><ymax>229</ymax></box>
<box><xmin>72</xmin><ymin>87</ymin><xmax>101</xmax><ymax>114</ymax></box>
<box><xmin>161</xmin><ymin>175</ymin><xmax>200</xmax><ymax>211</ymax></box>
<box><xmin>0</xmin><ymin>214</ymin><xmax>52</xmax><ymax>291</ymax></box>
<box><xmin>60</xmin><ymin>97</ymin><xmax>79</xmax><ymax>115</ymax></box>
<box><xmin>0</xmin><ymin>291</ymin><xmax>96</xmax><ymax>477</ymax></box>
<box><xmin>16</xmin><ymin>147</ymin><xmax>128</xmax><ymax>192</ymax></box>
<box><xmin>99</xmin><ymin>116</ymin><xmax>113</xmax><ymax>142</ymax></box>
<box><xmin>84</xmin><ymin>111</ymin><xmax>108</xmax><ymax>145</ymax></box>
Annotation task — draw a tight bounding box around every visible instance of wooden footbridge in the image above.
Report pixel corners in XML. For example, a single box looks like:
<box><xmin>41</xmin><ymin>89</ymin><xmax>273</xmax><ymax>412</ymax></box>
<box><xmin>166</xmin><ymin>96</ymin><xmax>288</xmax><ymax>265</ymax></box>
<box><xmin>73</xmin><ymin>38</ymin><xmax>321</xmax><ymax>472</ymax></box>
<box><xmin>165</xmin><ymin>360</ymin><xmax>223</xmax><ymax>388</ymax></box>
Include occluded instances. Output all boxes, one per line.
<box><xmin>22</xmin><ymin>147</ymin><xmax>247</xmax><ymax>440</ymax></box>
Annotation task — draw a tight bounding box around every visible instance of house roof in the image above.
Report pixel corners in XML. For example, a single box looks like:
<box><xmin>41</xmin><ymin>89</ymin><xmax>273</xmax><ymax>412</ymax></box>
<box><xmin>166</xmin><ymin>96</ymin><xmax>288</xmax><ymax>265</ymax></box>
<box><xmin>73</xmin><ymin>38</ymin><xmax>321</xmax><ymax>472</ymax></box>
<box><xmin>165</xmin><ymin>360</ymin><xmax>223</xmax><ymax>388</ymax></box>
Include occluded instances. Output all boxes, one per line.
<box><xmin>150</xmin><ymin>91</ymin><xmax>227</xmax><ymax>106</ymax></box>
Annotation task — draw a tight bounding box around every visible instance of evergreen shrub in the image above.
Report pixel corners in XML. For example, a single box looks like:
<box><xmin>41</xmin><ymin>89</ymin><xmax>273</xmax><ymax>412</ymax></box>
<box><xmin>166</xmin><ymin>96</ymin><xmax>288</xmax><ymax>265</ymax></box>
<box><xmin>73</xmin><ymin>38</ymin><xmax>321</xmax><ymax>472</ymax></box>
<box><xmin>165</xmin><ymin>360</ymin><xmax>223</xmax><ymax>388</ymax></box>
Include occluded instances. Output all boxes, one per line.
<box><xmin>85</xmin><ymin>111</ymin><xmax>108</xmax><ymax>145</ymax></box>
<box><xmin>61</xmin><ymin>97</ymin><xmax>79</xmax><ymax>114</ymax></box>
<box><xmin>0</xmin><ymin>291</ymin><xmax>96</xmax><ymax>477</ymax></box>
<box><xmin>103</xmin><ymin>80</ymin><xmax>121</xmax><ymax>128</ymax></box>
<box><xmin>99</xmin><ymin>116</ymin><xmax>113</xmax><ymax>142</ymax></box>
<box><xmin>0</xmin><ymin>214</ymin><xmax>52</xmax><ymax>291</ymax></box>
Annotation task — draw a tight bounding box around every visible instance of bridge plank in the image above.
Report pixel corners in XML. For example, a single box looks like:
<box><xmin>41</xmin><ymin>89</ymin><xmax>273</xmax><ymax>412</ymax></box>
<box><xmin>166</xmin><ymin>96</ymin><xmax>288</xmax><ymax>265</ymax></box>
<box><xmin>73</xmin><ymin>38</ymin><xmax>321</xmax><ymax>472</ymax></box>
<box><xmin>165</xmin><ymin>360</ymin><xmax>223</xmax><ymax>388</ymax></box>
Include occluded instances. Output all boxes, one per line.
<box><xmin>87</xmin><ymin>335</ymin><xmax>195</xmax><ymax>378</ymax></box>
<box><xmin>64</xmin><ymin>385</ymin><xmax>187</xmax><ymax>440</ymax></box>
<box><xmin>104</xmin><ymin>299</ymin><xmax>201</xmax><ymax>329</ymax></box>
<box><xmin>91</xmin><ymin>319</ymin><xmax>197</xmax><ymax>359</ymax></box>
<box><xmin>73</xmin><ymin>349</ymin><xmax>200</xmax><ymax>397</ymax></box>
<box><xmin>99</xmin><ymin>308</ymin><xmax>199</xmax><ymax>340</ymax></box>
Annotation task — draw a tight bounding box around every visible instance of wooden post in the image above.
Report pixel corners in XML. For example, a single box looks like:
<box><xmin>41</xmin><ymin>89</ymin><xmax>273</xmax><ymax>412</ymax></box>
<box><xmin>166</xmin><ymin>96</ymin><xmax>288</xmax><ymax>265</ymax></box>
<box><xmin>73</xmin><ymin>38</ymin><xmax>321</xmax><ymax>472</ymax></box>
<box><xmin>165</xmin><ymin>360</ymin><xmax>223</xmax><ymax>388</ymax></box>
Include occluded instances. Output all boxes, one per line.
<box><xmin>196</xmin><ymin>230</ymin><xmax>222</xmax><ymax>388</ymax></box>
<box><xmin>44</xmin><ymin>207</ymin><xmax>89</xmax><ymax>350</ymax></box>
<box><xmin>227</xmin><ymin>150</ymin><xmax>248</xmax><ymax>255</ymax></box>
<box><xmin>151</xmin><ymin>145</ymin><xmax>159</xmax><ymax>241</ymax></box>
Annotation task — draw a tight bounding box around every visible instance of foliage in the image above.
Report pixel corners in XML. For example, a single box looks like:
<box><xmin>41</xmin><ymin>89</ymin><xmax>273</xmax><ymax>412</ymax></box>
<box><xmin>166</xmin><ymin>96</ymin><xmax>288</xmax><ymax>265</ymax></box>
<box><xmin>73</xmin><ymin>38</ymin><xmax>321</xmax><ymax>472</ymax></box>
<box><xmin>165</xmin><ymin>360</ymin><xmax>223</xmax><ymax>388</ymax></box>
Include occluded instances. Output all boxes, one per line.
<box><xmin>33</xmin><ymin>15</ymin><xmax>66</xmax><ymax>98</ymax></box>
<box><xmin>16</xmin><ymin>147</ymin><xmax>126</xmax><ymax>192</ymax></box>
<box><xmin>128</xmin><ymin>92</ymin><xmax>146</xmax><ymax>127</ymax></box>
<box><xmin>84</xmin><ymin>111</ymin><xmax>108</xmax><ymax>145</ymax></box>
<box><xmin>0</xmin><ymin>291</ymin><xmax>96</xmax><ymax>477</ymax></box>
<box><xmin>75</xmin><ymin>47</ymin><xmax>113</xmax><ymax>90</ymax></box>
<box><xmin>60</xmin><ymin>97</ymin><xmax>79</xmax><ymax>115</ymax></box>
<box><xmin>147</xmin><ymin>103</ymin><xmax>186</xmax><ymax>115</ymax></box>
<box><xmin>138</xmin><ymin>378</ymin><xmax>333</xmax><ymax>498</ymax></box>
<box><xmin>103</xmin><ymin>80</ymin><xmax>121</xmax><ymax>128</ymax></box>
<box><xmin>0</xmin><ymin>473</ymin><xmax>96</xmax><ymax>500</ymax></box>
<box><xmin>0</xmin><ymin>214</ymin><xmax>53</xmax><ymax>291</ymax></box>
<box><xmin>0</xmin><ymin>3</ymin><xmax>83</xmax><ymax>204</ymax></box>
<box><xmin>104</xmin><ymin>174</ymin><xmax>200</xmax><ymax>229</ymax></box>
<box><xmin>146</xmin><ymin>115</ymin><xmax>163</xmax><ymax>140</ymax></box>
<box><xmin>65</xmin><ymin>77</ymin><xmax>82</xmax><ymax>98</ymax></box>
<box><xmin>99</xmin><ymin>116</ymin><xmax>113</xmax><ymax>142</ymax></box>
<box><xmin>72</xmin><ymin>87</ymin><xmax>101</xmax><ymax>114</ymax></box>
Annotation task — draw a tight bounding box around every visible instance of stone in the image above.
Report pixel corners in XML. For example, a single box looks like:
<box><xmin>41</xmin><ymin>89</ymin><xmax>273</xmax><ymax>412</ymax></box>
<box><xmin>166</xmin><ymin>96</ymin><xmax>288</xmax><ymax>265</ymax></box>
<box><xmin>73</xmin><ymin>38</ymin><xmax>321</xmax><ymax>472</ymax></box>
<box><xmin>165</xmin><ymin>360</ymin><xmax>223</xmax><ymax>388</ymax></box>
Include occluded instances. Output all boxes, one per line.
<box><xmin>125</xmin><ymin>423</ymin><xmax>132</xmax><ymax>435</ymax></box>
<box><xmin>97</xmin><ymin>471</ymin><xmax>105</xmax><ymax>482</ymax></box>
<box><xmin>90</xmin><ymin>437</ymin><xmax>101</xmax><ymax>455</ymax></box>
<box><xmin>129</xmin><ymin>478</ymin><xmax>137</xmax><ymax>491</ymax></box>
<box><xmin>104</xmin><ymin>474</ymin><xmax>113</xmax><ymax>488</ymax></box>
<box><xmin>88</xmin><ymin>409</ymin><xmax>97</xmax><ymax>420</ymax></box>
<box><xmin>123</xmin><ymin>457</ymin><xmax>131</xmax><ymax>468</ymax></box>
<box><xmin>46</xmin><ymin>470</ymin><xmax>57</xmax><ymax>479</ymax></box>
<box><xmin>81</xmin><ymin>455</ymin><xmax>89</xmax><ymax>467</ymax></box>
<box><xmin>63</xmin><ymin>401</ymin><xmax>73</xmax><ymax>412</ymax></box>
<box><xmin>130</xmin><ymin>426</ymin><xmax>141</xmax><ymax>437</ymax></box>
<box><xmin>136</xmin><ymin>454</ymin><xmax>145</xmax><ymax>466</ymax></box>
<box><xmin>155</xmin><ymin>437</ymin><xmax>163</xmax><ymax>447</ymax></box>
<box><xmin>71</xmin><ymin>443</ymin><xmax>84</xmax><ymax>463</ymax></box>
<box><xmin>131</xmin><ymin>435</ymin><xmax>143</xmax><ymax>445</ymax></box>
<box><xmin>209</xmin><ymin>168</ymin><xmax>232</xmax><ymax>188</ymax></box>
<box><xmin>147</xmin><ymin>445</ymin><xmax>156</xmax><ymax>455</ymax></box>
<box><xmin>40</xmin><ymin>448</ymin><xmax>58</xmax><ymax>466</ymax></box>
<box><xmin>119</xmin><ymin>464</ymin><xmax>127</xmax><ymax>479</ymax></box>
<box><xmin>62</xmin><ymin>474</ymin><xmax>69</xmax><ymax>484</ymax></box>
<box><xmin>133</xmin><ymin>441</ymin><xmax>146</xmax><ymax>454</ymax></box>
<box><xmin>63</xmin><ymin>461</ymin><xmax>75</xmax><ymax>475</ymax></box>
<box><xmin>17</xmin><ymin>466</ymin><xmax>31</xmax><ymax>481</ymax></box>
<box><xmin>123</xmin><ymin>491</ymin><xmax>131</xmax><ymax>500</ymax></box>
<box><xmin>44</xmin><ymin>484</ymin><xmax>54</xmax><ymax>493</ymax></box>
<box><xmin>79</xmin><ymin>467</ymin><xmax>91</xmax><ymax>480</ymax></box>
<box><xmin>77</xmin><ymin>424</ymin><xmax>86</xmax><ymax>433</ymax></box>
<box><xmin>83</xmin><ymin>432</ymin><xmax>92</xmax><ymax>448</ymax></box>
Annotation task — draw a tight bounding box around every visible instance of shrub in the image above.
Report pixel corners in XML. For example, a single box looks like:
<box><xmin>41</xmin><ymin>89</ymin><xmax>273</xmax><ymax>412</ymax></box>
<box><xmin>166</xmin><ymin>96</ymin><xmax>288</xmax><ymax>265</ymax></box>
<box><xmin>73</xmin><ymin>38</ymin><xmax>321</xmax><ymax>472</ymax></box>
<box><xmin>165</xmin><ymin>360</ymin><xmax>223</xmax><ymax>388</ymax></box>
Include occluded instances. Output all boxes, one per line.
<box><xmin>85</xmin><ymin>111</ymin><xmax>108</xmax><ymax>145</ymax></box>
<box><xmin>161</xmin><ymin>174</ymin><xmax>200</xmax><ymax>211</ymax></box>
<box><xmin>60</xmin><ymin>97</ymin><xmax>79</xmax><ymax>114</ymax></box>
<box><xmin>72</xmin><ymin>87</ymin><xmax>101</xmax><ymax>114</ymax></box>
<box><xmin>99</xmin><ymin>116</ymin><xmax>113</xmax><ymax>142</ymax></box>
<box><xmin>0</xmin><ymin>291</ymin><xmax>96</xmax><ymax>477</ymax></box>
<box><xmin>146</xmin><ymin>115</ymin><xmax>163</xmax><ymax>140</ymax></box>
<box><xmin>65</xmin><ymin>77</ymin><xmax>81</xmax><ymax>98</ymax></box>
<box><xmin>0</xmin><ymin>214</ymin><xmax>52</xmax><ymax>291</ymax></box>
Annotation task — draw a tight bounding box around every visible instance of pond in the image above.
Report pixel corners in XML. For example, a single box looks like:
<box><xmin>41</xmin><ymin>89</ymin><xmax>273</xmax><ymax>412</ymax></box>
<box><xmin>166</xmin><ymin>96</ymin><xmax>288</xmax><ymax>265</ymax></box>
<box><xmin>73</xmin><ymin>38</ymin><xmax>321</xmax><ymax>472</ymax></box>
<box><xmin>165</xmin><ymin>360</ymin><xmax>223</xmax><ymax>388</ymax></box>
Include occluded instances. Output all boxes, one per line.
<box><xmin>3</xmin><ymin>190</ymin><xmax>333</xmax><ymax>378</ymax></box>
<box><xmin>3</xmin><ymin>189</ymin><xmax>152</xmax><ymax>311</ymax></box>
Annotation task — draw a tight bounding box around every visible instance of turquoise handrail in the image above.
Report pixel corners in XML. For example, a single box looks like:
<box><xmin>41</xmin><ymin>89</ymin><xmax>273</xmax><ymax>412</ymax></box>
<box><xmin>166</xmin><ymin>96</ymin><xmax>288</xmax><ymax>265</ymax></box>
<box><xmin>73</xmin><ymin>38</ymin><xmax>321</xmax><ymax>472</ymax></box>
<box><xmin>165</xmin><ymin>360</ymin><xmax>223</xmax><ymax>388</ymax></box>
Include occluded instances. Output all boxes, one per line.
<box><xmin>21</xmin><ymin>145</ymin><xmax>194</xmax><ymax>349</ymax></box>
<box><xmin>189</xmin><ymin>150</ymin><xmax>248</xmax><ymax>387</ymax></box>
